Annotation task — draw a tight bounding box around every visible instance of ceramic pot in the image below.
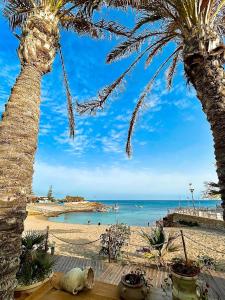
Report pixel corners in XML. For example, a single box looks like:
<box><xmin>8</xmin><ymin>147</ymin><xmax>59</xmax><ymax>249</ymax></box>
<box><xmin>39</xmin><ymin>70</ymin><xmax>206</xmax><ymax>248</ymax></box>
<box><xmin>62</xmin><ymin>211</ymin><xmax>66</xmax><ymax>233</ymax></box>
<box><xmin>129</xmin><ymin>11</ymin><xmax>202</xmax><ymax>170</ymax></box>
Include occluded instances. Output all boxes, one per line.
<box><xmin>118</xmin><ymin>274</ymin><xmax>150</xmax><ymax>300</ymax></box>
<box><xmin>60</xmin><ymin>267</ymin><xmax>94</xmax><ymax>295</ymax></box>
<box><xmin>171</xmin><ymin>271</ymin><xmax>200</xmax><ymax>300</ymax></box>
<box><xmin>15</xmin><ymin>275</ymin><xmax>52</xmax><ymax>293</ymax></box>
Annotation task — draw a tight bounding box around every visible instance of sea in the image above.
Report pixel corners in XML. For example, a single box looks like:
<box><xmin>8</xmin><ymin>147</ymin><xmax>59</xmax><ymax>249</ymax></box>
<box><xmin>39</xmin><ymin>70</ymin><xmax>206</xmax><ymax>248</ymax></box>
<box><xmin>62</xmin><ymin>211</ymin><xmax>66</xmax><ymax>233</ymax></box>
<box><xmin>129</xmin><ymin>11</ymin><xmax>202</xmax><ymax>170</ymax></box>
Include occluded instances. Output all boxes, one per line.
<box><xmin>48</xmin><ymin>200</ymin><xmax>219</xmax><ymax>227</ymax></box>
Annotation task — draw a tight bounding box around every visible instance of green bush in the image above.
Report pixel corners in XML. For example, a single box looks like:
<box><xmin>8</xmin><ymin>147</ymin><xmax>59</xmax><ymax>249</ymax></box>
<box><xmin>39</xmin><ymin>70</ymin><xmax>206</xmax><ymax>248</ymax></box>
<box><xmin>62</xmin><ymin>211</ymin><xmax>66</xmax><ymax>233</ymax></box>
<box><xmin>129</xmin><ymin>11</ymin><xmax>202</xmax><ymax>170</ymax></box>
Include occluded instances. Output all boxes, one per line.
<box><xmin>17</xmin><ymin>231</ymin><xmax>54</xmax><ymax>286</ymax></box>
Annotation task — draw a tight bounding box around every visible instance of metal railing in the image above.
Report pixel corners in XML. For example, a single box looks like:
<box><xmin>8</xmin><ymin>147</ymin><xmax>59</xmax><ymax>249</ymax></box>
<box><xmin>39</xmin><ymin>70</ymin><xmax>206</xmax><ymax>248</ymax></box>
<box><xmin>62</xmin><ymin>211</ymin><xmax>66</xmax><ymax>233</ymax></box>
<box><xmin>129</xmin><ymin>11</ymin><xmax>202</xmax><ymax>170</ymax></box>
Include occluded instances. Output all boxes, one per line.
<box><xmin>168</xmin><ymin>207</ymin><xmax>223</xmax><ymax>221</ymax></box>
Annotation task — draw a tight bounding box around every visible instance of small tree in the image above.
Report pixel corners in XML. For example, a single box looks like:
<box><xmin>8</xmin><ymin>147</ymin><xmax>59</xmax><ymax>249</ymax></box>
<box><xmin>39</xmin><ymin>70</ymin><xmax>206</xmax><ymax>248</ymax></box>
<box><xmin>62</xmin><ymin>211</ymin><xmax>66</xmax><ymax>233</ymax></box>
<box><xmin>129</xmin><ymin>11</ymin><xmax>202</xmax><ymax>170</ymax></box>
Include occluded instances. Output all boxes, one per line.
<box><xmin>47</xmin><ymin>185</ymin><xmax>54</xmax><ymax>202</ymax></box>
<box><xmin>99</xmin><ymin>224</ymin><xmax>131</xmax><ymax>262</ymax></box>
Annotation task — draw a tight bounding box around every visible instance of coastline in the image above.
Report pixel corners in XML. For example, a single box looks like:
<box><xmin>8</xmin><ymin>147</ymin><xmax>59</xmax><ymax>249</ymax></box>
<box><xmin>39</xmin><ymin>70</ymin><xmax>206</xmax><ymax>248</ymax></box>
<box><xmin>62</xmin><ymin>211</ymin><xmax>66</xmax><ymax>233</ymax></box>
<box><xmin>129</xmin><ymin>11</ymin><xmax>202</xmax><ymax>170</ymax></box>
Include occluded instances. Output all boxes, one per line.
<box><xmin>27</xmin><ymin>201</ymin><xmax>108</xmax><ymax>217</ymax></box>
<box><xmin>24</xmin><ymin>214</ymin><xmax>225</xmax><ymax>269</ymax></box>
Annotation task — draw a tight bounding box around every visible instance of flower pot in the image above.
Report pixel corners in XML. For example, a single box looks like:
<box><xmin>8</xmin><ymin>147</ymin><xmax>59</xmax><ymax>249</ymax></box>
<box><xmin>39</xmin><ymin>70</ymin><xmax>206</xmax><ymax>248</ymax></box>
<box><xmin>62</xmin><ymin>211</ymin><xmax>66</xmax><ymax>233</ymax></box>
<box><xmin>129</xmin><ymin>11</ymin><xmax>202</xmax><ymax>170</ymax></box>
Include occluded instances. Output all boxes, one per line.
<box><xmin>171</xmin><ymin>270</ymin><xmax>200</xmax><ymax>300</ymax></box>
<box><xmin>15</xmin><ymin>275</ymin><xmax>52</xmax><ymax>294</ymax></box>
<box><xmin>118</xmin><ymin>274</ymin><xmax>150</xmax><ymax>300</ymax></box>
<box><xmin>60</xmin><ymin>267</ymin><xmax>94</xmax><ymax>295</ymax></box>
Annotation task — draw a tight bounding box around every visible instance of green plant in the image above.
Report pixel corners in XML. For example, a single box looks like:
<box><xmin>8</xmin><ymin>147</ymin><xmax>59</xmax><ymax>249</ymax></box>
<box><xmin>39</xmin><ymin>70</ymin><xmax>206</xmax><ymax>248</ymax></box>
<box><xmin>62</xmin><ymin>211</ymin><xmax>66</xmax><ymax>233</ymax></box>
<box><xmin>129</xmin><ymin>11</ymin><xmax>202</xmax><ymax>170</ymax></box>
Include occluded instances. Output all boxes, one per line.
<box><xmin>99</xmin><ymin>223</ymin><xmax>131</xmax><ymax>261</ymax></box>
<box><xmin>17</xmin><ymin>231</ymin><xmax>54</xmax><ymax>286</ymax></box>
<box><xmin>140</xmin><ymin>224</ymin><xmax>179</xmax><ymax>266</ymax></box>
<box><xmin>197</xmin><ymin>255</ymin><xmax>216</xmax><ymax>270</ymax></box>
<box><xmin>123</xmin><ymin>268</ymin><xmax>152</xmax><ymax>288</ymax></box>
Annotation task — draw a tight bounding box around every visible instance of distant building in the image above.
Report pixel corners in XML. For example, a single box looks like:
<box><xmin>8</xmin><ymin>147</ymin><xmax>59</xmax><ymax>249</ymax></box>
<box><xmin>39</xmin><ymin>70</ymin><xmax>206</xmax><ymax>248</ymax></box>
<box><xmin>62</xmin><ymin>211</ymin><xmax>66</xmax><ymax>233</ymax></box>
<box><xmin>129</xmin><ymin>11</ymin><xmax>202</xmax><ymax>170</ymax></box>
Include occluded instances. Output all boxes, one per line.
<box><xmin>29</xmin><ymin>196</ymin><xmax>50</xmax><ymax>203</ymax></box>
<box><xmin>64</xmin><ymin>196</ymin><xmax>85</xmax><ymax>202</ymax></box>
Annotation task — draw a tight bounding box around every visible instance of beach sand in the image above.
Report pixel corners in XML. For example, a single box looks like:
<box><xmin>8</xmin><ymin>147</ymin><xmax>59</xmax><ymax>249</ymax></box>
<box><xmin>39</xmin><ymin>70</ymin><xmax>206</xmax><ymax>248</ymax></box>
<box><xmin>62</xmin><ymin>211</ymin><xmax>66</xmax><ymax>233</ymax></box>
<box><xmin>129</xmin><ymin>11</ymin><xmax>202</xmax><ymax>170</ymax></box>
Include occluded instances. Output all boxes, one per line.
<box><xmin>24</xmin><ymin>215</ymin><xmax>225</xmax><ymax>268</ymax></box>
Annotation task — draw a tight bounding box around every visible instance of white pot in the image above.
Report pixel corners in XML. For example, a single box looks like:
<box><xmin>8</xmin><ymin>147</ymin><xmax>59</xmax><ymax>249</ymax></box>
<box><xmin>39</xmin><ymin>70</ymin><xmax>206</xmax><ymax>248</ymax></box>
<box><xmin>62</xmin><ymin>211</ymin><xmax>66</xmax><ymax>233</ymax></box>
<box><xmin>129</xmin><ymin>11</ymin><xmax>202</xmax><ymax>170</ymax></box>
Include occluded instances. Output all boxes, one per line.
<box><xmin>60</xmin><ymin>267</ymin><xmax>94</xmax><ymax>295</ymax></box>
<box><xmin>16</xmin><ymin>275</ymin><xmax>52</xmax><ymax>293</ymax></box>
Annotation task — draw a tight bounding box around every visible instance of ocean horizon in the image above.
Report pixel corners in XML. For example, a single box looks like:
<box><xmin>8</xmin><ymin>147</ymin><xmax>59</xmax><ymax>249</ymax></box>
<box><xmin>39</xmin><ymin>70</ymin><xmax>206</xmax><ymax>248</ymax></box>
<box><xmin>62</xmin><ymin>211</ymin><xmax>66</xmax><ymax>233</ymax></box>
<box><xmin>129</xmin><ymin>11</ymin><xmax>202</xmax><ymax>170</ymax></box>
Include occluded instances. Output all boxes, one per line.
<box><xmin>49</xmin><ymin>199</ymin><xmax>219</xmax><ymax>227</ymax></box>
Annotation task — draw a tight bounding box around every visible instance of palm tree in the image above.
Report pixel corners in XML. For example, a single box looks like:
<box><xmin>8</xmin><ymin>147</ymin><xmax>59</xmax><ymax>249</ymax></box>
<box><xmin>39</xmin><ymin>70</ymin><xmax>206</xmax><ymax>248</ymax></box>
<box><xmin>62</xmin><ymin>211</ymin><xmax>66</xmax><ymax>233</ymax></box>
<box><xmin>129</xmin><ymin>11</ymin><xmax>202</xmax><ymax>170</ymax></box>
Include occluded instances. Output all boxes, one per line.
<box><xmin>0</xmin><ymin>1</ymin><xmax>128</xmax><ymax>298</ymax></box>
<box><xmin>78</xmin><ymin>0</ymin><xmax>225</xmax><ymax>220</ymax></box>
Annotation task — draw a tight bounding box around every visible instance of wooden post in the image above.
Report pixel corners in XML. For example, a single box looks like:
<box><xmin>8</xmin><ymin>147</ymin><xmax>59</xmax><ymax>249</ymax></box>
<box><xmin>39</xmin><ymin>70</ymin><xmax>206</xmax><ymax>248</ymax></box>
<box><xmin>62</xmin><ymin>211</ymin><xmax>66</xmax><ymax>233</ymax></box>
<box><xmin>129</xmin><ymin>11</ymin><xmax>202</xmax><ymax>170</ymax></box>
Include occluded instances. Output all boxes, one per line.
<box><xmin>180</xmin><ymin>230</ymin><xmax>188</xmax><ymax>264</ymax></box>
<box><xmin>108</xmin><ymin>229</ymin><xmax>112</xmax><ymax>263</ymax></box>
<box><xmin>45</xmin><ymin>226</ymin><xmax>49</xmax><ymax>253</ymax></box>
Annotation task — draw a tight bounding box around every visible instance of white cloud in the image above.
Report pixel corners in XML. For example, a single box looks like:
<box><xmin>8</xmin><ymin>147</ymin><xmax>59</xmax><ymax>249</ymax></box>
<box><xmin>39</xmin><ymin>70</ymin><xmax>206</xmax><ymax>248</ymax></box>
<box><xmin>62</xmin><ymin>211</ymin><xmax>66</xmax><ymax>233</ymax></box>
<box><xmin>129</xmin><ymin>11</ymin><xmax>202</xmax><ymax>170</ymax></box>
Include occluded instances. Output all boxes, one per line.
<box><xmin>33</xmin><ymin>160</ymin><xmax>217</xmax><ymax>199</ymax></box>
<box><xmin>54</xmin><ymin>128</ymin><xmax>92</xmax><ymax>156</ymax></box>
<box><xmin>39</xmin><ymin>123</ymin><xmax>53</xmax><ymax>136</ymax></box>
<box><xmin>101</xmin><ymin>129</ymin><xmax>126</xmax><ymax>153</ymax></box>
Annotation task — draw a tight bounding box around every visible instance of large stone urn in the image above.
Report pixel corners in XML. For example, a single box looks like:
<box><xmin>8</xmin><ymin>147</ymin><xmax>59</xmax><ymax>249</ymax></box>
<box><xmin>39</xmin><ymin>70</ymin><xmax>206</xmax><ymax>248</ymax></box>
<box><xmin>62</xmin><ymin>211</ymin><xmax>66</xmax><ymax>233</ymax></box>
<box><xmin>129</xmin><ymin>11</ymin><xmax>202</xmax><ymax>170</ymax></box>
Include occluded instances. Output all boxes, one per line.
<box><xmin>118</xmin><ymin>274</ymin><xmax>150</xmax><ymax>300</ymax></box>
<box><xmin>60</xmin><ymin>267</ymin><xmax>94</xmax><ymax>295</ymax></box>
<box><xmin>171</xmin><ymin>264</ymin><xmax>200</xmax><ymax>300</ymax></box>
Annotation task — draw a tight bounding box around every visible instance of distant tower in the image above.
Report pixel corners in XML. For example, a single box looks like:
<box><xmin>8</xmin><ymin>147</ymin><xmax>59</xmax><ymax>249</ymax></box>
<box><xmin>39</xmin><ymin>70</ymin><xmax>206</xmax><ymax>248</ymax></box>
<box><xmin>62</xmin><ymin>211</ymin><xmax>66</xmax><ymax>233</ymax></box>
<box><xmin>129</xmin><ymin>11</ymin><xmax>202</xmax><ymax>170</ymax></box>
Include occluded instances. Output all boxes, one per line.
<box><xmin>189</xmin><ymin>183</ymin><xmax>195</xmax><ymax>209</ymax></box>
<box><xmin>47</xmin><ymin>185</ymin><xmax>54</xmax><ymax>202</ymax></box>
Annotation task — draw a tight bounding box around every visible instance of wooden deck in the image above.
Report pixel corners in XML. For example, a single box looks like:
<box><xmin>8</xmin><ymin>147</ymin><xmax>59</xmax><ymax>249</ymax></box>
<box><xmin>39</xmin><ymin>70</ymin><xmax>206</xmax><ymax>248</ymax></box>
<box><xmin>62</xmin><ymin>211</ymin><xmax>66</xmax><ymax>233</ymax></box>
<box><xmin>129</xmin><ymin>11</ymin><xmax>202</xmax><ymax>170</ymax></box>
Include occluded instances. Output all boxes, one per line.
<box><xmin>54</xmin><ymin>255</ymin><xmax>225</xmax><ymax>299</ymax></box>
<box><xmin>54</xmin><ymin>255</ymin><xmax>168</xmax><ymax>287</ymax></box>
<box><xmin>15</xmin><ymin>273</ymin><xmax>170</xmax><ymax>300</ymax></box>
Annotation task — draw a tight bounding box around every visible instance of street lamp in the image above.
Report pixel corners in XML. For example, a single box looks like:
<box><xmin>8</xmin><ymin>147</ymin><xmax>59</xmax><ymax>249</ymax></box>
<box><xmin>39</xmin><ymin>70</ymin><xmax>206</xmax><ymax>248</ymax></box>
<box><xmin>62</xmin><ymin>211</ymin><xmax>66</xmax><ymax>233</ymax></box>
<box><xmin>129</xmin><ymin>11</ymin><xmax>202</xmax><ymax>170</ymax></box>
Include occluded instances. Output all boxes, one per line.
<box><xmin>189</xmin><ymin>183</ymin><xmax>195</xmax><ymax>209</ymax></box>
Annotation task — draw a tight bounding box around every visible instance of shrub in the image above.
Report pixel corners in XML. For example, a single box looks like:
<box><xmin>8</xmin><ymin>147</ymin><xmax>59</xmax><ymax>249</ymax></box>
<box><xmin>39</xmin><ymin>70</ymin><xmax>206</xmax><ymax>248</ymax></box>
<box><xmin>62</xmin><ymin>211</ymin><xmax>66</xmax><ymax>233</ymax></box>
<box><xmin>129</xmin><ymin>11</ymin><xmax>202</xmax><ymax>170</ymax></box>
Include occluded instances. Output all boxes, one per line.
<box><xmin>99</xmin><ymin>224</ymin><xmax>131</xmax><ymax>261</ymax></box>
<box><xmin>17</xmin><ymin>231</ymin><xmax>54</xmax><ymax>286</ymax></box>
<box><xmin>139</xmin><ymin>223</ymin><xmax>179</xmax><ymax>266</ymax></box>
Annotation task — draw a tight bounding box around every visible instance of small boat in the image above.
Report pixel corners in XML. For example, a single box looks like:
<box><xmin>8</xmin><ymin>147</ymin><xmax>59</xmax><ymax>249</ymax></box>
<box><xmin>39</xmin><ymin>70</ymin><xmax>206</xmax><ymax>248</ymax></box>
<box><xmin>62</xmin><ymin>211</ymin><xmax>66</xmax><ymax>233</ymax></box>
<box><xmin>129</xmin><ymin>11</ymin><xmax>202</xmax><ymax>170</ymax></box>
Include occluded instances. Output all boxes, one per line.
<box><xmin>112</xmin><ymin>203</ymin><xmax>119</xmax><ymax>211</ymax></box>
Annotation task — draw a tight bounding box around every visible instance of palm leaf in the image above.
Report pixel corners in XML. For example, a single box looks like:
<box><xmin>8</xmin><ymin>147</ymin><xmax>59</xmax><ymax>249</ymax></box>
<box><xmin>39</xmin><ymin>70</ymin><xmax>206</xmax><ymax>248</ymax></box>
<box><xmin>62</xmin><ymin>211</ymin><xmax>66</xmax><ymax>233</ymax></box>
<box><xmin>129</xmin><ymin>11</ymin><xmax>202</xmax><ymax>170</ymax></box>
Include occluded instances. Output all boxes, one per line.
<box><xmin>59</xmin><ymin>45</ymin><xmax>75</xmax><ymax>138</ymax></box>
<box><xmin>77</xmin><ymin>44</ymin><xmax>153</xmax><ymax>114</ymax></box>
<box><xmin>166</xmin><ymin>47</ymin><xmax>181</xmax><ymax>90</ymax></box>
<box><xmin>126</xmin><ymin>47</ymin><xmax>181</xmax><ymax>157</ymax></box>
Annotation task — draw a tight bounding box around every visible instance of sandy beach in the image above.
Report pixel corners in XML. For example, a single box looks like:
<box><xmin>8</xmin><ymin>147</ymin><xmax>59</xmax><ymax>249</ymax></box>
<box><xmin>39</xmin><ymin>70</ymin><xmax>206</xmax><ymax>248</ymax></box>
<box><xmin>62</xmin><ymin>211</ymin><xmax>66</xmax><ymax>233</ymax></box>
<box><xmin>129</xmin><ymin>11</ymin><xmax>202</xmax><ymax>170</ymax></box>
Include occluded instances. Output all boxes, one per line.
<box><xmin>24</xmin><ymin>215</ymin><xmax>225</xmax><ymax>269</ymax></box>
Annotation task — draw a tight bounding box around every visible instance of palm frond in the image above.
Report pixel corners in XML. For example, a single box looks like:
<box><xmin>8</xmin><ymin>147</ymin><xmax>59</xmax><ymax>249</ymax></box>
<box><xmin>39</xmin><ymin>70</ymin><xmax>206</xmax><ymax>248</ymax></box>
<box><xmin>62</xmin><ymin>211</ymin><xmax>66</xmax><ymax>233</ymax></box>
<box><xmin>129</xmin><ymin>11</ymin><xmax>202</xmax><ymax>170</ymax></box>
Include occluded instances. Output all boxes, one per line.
<box><xmin>3</xmin><ymin>0</ymin><xmax>34</xmax><ymax>29</ymax></box>
<box><xmin>60</xmin><ymin>14</ymin><xmax>102</xmax><ymax>37</ymax></box>
<box><xmin>107</xmin><ymin>31</ymin><xmax>167</xmax><ymax>63</ymax></box>
<box><xmin>108</xmin><ymin>0</ymin><xmax>148</xmax><ymax>10</ymax></box>
<box><xmin>166</xmin><ymin>47</ymin><xmax>181</xmax><ymax>90</ymax></box>
<box><xmin>132</xmin><ymin>13</ymin><xmax>163</xmax><ymax>33</ymax></box>
<box><xmin>77</xmin><ymin>44</ymin><xmax>153</xmax><ymax>114</ymax></box>
<box><xmin>59</xmin><ymin>45</ymin><xmax>75</xmax><ymax>138</ymax></box>
<box><xmin>145</xmin><ymin>35</ymin><xmax>175</xmax><ymax>68</ymax></box>
<box><xmin>126</xmin><ymin>46</ymin><xmax>181</xmax><ymax>157</ymax></box>
<box><xmin>94</xmin><ymin>19</ymin><xmax>130</xmax><ymax>37</ymax></box>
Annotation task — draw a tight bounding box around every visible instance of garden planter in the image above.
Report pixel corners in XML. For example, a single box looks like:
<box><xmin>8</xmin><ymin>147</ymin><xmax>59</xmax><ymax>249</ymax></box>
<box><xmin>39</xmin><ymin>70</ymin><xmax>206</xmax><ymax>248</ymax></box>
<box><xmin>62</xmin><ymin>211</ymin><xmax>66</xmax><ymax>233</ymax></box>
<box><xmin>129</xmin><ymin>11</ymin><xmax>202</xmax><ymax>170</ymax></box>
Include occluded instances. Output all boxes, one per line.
<box><xmin>171</xmin><ymin>266</ymin><xmax>200</xmax><ymax>300</ymax></box>
<box><xmin>118</xmin><ymin>274</ymin><xmax>150</xmax><ymax>300</ymax></box>
<box><xmin>60</xmin><ymin>267</ymin><xmax>94</xmax><ymax>294</ymax></box>
<box><xmin>15</xmin><ymin>275</ymin><xmax>52</xmax><ymax>294</ymax></box>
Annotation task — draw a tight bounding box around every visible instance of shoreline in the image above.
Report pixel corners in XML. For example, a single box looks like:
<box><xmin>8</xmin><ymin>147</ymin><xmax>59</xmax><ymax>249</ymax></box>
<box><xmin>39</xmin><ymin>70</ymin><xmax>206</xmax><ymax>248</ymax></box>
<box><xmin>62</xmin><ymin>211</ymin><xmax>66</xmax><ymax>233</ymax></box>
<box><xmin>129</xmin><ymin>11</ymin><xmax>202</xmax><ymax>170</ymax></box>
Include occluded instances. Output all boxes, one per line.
<box><xmin>27</xmin><ymin>201</ymin><xmax>108</xmax><ymax>217</ymax></box>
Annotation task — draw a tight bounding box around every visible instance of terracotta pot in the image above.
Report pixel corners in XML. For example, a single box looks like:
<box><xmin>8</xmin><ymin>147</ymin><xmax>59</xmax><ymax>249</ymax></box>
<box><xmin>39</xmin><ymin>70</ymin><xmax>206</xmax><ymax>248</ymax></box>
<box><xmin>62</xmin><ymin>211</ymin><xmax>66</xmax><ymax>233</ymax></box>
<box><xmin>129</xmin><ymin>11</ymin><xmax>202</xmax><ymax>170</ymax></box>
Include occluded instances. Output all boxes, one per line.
<box><xmin>171</xmin><ymin>271</ymin><xmax>200</xmax><ymax>300</ymax></box>
<box><xmin>118</xmin><ymin>274</ymin><xmax>150</xmax><ymax>300</ymax></box>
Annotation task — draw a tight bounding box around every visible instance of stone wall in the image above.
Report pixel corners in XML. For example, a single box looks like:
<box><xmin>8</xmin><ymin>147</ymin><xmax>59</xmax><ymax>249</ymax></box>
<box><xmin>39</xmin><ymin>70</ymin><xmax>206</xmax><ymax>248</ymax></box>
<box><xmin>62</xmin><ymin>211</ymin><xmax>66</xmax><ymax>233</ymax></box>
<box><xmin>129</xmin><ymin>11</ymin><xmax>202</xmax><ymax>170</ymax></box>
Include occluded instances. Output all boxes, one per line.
<box><xmin>170</xmin><ymin>213</ymin><xmax>225</xmax><ymax>231</ymax></box>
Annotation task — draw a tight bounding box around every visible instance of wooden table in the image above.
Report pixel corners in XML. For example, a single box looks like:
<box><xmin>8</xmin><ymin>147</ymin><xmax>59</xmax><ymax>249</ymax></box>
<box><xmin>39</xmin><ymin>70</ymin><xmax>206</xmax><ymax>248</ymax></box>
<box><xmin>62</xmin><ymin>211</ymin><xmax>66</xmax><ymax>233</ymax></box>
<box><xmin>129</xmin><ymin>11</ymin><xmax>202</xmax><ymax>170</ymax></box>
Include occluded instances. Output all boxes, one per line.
<box><xmin>15</xmin><ymin>273</ymin><xmax>171</xmax><ymax>300</ymax></box>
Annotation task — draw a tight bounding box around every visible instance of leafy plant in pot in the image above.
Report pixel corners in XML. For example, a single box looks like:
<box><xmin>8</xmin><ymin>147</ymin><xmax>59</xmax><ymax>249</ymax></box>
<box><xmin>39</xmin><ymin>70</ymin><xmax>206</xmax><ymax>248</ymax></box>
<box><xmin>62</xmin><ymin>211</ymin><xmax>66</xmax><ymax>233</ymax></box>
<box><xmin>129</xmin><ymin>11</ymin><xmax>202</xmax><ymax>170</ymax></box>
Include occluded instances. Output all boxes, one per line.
<box><xmin>118</xmin><ymin>268</ymin><xmax>152</xmax><ymax>300</ymax></box>
<box><xmin>15</xmin><ymin>231</ymin><xmax>55</xmax><ymax>294</ymax></box>
<box><xmin>170</xmin><ymin>230</ymin><xmax>200</xmax><ymax>300</ymax></box>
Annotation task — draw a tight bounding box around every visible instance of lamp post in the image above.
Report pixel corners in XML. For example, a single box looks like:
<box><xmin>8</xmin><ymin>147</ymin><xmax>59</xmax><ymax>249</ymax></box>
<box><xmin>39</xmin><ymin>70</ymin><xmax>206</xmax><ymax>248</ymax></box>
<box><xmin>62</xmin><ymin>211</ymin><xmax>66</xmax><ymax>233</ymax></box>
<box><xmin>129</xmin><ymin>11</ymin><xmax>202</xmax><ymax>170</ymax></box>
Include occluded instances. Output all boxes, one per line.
<box><xmin>189</xmin><ymin>183</ymin><xmax>195</xmax><ymax>209</ymax></box>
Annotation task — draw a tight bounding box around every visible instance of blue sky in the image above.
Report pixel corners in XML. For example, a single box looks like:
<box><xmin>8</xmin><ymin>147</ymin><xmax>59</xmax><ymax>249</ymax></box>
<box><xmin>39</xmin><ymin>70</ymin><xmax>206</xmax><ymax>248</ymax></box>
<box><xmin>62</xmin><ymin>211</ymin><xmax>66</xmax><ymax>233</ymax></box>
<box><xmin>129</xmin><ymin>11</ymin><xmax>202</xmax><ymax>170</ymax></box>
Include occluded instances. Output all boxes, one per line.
<box><xmin>0</xmin><ymin>10</ymin><xmax>217</xmax><ymax>200</ymax></box>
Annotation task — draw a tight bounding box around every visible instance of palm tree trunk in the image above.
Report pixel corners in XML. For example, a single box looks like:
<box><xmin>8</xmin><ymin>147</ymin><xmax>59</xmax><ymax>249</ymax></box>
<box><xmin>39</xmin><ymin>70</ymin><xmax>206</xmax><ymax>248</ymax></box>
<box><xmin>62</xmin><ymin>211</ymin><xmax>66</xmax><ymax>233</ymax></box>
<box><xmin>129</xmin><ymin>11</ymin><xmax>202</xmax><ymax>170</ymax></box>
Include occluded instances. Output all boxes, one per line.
<box><xmin>184</xmin><ymin>56</ymin><xmax>225</xmax><ymax>220</ymax></box>
<box><xmin>0</xmin><ymin>64</ymin><xmax>41</xmax><ymax>299</ymax></box>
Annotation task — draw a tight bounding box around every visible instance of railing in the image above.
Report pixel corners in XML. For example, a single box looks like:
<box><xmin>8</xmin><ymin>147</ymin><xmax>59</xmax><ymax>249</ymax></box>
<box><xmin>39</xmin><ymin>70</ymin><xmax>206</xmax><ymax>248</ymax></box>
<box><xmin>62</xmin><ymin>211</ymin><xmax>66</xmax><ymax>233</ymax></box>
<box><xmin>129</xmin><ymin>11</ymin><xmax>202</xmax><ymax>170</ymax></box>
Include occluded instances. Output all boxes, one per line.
<box><xmin>168</xmin><ymin>207</ymin><xmax>223</xmax><ymax>221</ymax></box>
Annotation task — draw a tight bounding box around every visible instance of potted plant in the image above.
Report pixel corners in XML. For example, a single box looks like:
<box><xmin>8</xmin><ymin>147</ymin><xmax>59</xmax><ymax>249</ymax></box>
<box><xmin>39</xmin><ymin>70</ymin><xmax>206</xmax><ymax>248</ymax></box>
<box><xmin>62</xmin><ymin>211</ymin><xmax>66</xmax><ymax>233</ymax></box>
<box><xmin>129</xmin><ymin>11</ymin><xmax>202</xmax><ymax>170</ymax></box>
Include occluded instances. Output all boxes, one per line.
<box><xmin>170</xmin><ymin>230</ymin><xmax>200</xmax><ymax>300</ymax></box>
<box><xmin>15</xmin><ymin>231</ymin><xmax>55</xmax><ymax>294</ymax></box>
<box><xmin>118</xmin><ymin>268</ymin><xmax>151</xmax><ymax>300</ymax></box>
